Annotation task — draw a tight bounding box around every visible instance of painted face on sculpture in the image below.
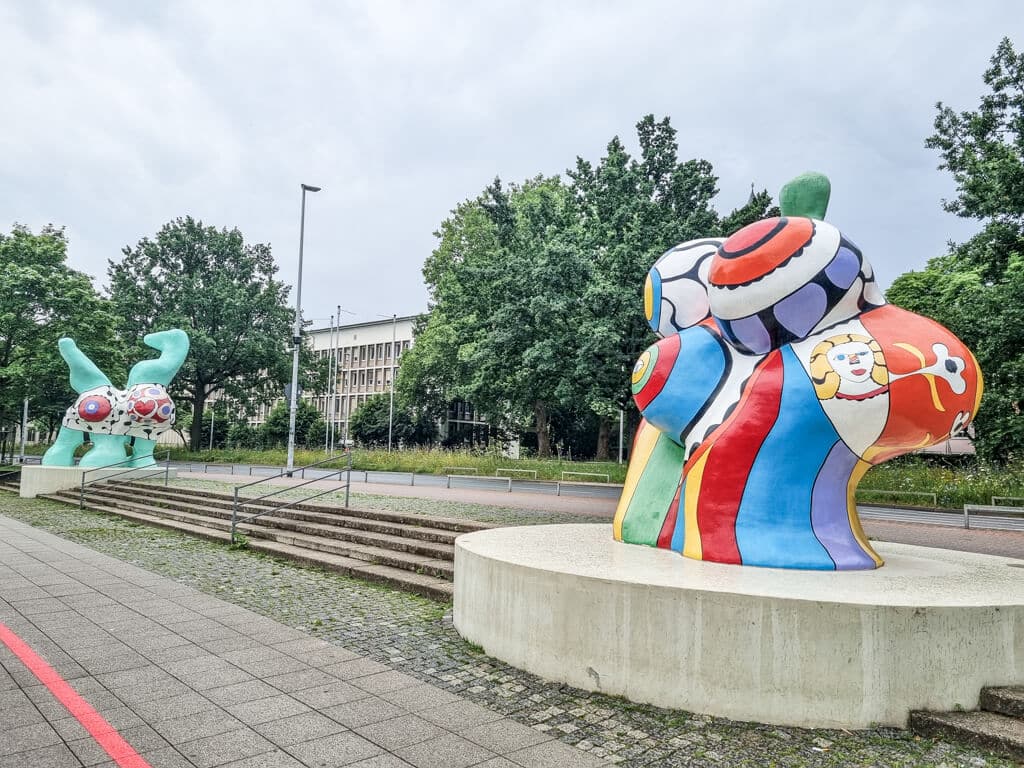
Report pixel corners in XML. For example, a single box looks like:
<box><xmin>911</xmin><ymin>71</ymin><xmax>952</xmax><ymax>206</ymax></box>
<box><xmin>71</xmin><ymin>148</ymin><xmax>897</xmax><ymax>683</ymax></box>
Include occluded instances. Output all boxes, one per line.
<box><xmin>827</xmin><ymin>341</ymin><xmax>875</xmax><ymax>383</ymax></box>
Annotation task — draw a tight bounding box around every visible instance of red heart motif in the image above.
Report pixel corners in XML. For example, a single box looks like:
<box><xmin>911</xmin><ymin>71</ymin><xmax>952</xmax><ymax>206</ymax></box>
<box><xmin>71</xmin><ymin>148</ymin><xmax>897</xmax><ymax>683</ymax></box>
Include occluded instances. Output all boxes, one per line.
<box><xmin>132</xmin><ymin>399</ymin><xmax>156</xmax><ymax>416</ymax></box>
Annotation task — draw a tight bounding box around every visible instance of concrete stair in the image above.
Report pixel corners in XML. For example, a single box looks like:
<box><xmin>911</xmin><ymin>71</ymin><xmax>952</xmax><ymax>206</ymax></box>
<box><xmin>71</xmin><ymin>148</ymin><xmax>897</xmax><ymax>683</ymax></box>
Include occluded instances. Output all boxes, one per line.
<box><xmin>910</xmin><ymin>687</ymin><xmax>1024</xmax><ymax>761</ymax></box>
<box><xmin>41</xmin><ymin>480</ymin><xmax>492</xmax><ymax>601</ymax></box>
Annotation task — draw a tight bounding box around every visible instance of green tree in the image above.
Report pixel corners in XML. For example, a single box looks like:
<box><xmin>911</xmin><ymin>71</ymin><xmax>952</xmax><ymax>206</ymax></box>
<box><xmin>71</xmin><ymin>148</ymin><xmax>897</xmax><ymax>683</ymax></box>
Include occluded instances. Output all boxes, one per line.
<box><xmin>348</xmin><ymin>393</ymin><xmax>436</xmax><ymax>448</ymax></box>
<box><xmin>0</xmin><ymin>225</ymin><xmax>122</xmax><ymax>449</ymax></box>
<box><xmin>888</xmin><ymin>38</ymin><xmax>1024</xmax><ymax>461</ymax></box>
<box><xmin>401</xmin><ymin>177</ymin><xmax>583</xmax><ymax>457</ymax></box>
<box><xmin>108</xmin><ymin>217</ymin><xmax>323</xmax><ymax>451</ymax></box>
<box><xmin>400</xmin><ymin>115</ymin><xmax>777</xmax><ymax>459</ymax></box>
<box><xmin>569</xmin><ymin>115</ymin><xmax>774</xmax><ymax>458</ymax></box>
<box><xmin>260</xmin><ymin>399</ymin><xmax>325</xmax><ymax>449</ymax></box>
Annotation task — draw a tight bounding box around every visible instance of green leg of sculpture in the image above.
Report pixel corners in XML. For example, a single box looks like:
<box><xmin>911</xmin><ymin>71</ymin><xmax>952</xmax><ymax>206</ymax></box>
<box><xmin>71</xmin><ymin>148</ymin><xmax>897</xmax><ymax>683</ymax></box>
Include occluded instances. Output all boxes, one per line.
<box><xmin>129</xmin><ymin>437</ymin><xmax>159</xmax><ymax>468</ymax></box>
<box><xmin>41</xmin><ymin>427</ymin><xmax>85</xmax><ymax>466</ymax></box>
<box><xmin>79</xmin><ymin>435</ymin><xmax>131</xmax><ymax>468</ymax></box>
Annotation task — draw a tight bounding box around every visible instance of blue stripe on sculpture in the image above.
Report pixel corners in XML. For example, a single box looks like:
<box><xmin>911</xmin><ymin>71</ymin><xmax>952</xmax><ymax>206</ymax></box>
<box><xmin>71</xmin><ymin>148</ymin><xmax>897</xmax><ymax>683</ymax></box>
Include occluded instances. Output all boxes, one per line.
<box><xmin>640</xmin><ymin>327</ymin><xmax>727</xmax><ymax>447</ymax></box>
<box><xmin>734</xmin><ymin>346</ymin><xmax>837</xmax><ymax>569</ymax></box>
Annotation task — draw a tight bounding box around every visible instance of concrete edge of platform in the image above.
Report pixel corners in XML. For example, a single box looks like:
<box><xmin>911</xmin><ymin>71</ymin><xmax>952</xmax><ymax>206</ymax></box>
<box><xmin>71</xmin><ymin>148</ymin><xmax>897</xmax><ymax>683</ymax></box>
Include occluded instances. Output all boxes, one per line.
<box><xmin>453</xmin><ymin>524</ymin><xmax>1024</xmax><ymax>729</ymax></box>
<box><xmin>20</xmin><ymin>465</ymin><xmax>178</xmax><ymax>498</ymax></box>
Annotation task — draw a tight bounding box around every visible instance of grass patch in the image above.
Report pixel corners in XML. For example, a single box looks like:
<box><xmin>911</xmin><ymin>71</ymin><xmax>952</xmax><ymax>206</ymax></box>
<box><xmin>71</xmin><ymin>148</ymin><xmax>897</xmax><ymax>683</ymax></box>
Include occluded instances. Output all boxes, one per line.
<box><xmin>858</xmin><ymin>456</ymin><xmax>1024</xmax><ymax>508</ymax></box>
<box><xmin>161</xmin><ymin>446</ymin><xmax>627</xmax><ymax>483</ymax></box>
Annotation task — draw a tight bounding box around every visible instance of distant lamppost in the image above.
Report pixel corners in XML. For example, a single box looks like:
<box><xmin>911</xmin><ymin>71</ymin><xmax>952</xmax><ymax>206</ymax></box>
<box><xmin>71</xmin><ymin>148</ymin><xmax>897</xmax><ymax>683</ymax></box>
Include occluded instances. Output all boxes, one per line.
<box><xmin>286</xmin><ymin>182</ymin><xmax>321</xmax><ymax>477</ymax></box>
<box><xmin>377</xmin><ymin>313</ymin><xmax>398</xmax><ymax>452</ymax></box>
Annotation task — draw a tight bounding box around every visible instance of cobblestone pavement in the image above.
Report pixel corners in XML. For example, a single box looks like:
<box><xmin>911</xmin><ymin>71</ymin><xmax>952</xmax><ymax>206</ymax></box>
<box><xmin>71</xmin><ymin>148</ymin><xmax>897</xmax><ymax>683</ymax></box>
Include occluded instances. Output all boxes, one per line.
<box><xmin>1</xmin><ymin>493</ymin><xmax>1013</xmax><ymax>767</ymax></box>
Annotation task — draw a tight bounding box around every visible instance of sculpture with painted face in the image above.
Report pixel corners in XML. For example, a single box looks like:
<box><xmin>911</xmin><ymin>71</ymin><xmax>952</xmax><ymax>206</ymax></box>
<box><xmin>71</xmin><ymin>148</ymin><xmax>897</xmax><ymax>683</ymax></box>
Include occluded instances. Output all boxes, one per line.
<box><xmin>615</xmin><ymin>173</ymin><xmax>983</xmax><ymax>570</ymax></box>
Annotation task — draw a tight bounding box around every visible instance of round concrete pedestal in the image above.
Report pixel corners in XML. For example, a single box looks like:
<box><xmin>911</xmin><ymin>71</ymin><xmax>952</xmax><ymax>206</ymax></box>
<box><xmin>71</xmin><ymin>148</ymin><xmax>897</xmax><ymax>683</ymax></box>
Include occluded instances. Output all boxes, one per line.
<box><xmin>454</xmin><ymin>524</ymin><xmax>1024</xmax><ymax>728</ymax></box>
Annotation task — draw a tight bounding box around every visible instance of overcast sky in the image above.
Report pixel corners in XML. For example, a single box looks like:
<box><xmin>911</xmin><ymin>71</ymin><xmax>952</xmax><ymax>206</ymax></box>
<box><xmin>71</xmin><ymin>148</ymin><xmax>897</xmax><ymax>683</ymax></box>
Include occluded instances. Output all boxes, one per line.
<box><xmin>3</xmin><ymin>1</ymin><xmax>1021</xmax><ymax>327</ymax></box>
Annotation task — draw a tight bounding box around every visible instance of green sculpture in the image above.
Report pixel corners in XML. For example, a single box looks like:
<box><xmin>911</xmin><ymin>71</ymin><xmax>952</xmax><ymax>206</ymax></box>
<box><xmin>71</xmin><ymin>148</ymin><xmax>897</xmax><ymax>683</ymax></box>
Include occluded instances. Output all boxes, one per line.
<box><xmin>42</xmin><ymin>330</ymin><xmax>190</xmax><ymax>468</ymax></box>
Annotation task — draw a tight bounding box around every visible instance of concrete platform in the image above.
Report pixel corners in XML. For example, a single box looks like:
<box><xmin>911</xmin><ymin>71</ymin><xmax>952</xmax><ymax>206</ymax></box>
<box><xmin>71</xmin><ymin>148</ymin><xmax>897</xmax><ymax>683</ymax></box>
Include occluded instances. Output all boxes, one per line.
<box><xmin>20</xmin><ymin>465</ymin><xmax>177</xmax><ymax>498</ymax></box>
<box><xmin>454</xmin><ymin>524</ymin><xmax>1024</xmax><ymax>729</ymax></box>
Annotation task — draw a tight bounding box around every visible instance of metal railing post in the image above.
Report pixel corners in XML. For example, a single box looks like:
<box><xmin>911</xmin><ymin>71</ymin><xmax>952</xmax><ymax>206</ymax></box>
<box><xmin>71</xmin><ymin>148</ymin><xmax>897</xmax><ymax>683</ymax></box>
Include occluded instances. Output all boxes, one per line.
<box><xmin>232</xmin><ymin>487</ymin><xmax>239</xmax><ymax>543</ymax></box>
<box><xmin>345</xmin><ymin>452</ymin><xmax>352</xmax><ymax>509</ymax></box>
<box><xmin>80</xmin><ymin>473</ymin><xmax>86</xmax><ymax>509</ymax></box>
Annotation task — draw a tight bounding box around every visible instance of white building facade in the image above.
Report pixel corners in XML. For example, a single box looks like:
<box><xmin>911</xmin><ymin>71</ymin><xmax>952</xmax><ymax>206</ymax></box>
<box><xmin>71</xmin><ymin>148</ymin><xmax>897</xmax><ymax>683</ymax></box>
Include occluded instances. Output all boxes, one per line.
<box><xmin>310</xmin><ymin>315</ymin><xmax>417</xmax><ymax>443</ymax></box>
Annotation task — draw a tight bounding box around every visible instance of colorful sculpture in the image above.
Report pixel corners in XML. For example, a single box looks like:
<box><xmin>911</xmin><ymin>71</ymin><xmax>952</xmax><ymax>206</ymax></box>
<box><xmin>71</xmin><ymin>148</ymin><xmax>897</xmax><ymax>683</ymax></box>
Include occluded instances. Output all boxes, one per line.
<box><xmin>42</xmin><ymin>330</ymin><xmax>190</xmax><ymax>468</ymax></box>
<box><xmin>615</xmin><ymin>173</ymin><xmax>982</xmax><ymax>570</ymax></box>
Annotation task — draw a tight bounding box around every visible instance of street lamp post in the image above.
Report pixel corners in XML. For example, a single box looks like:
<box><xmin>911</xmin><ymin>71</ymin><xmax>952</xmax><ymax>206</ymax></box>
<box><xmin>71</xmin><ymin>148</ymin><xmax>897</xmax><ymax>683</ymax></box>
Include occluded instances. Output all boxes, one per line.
<box><xmin>377</xmin><ymin>314</ymin><xmax>397</xmax><ymax>452</ymax></box>
<box><xmin>388</xmin><ymin>314</ymin><xmax>396</xmax><ymax>452</ymax></box>
<box><xmin>324</xmin><ymin>313</ymin><xmax>334</xmax><ymax>453</ymax></box>
<box><xmin>286</xmin><ymin>183</ymin><xmax>321</xmax><ymax>477</ymax></box>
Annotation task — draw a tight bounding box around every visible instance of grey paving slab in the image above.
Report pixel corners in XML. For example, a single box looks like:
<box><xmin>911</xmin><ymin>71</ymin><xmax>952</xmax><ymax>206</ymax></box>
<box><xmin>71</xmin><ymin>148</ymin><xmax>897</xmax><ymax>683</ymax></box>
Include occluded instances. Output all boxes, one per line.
<box><xmin>344</xmin><ymin>756</ymin><xmax>417</xmax><ymax>768</ymax></box>
<box><xmin>292</xmin><ymin>679</ymin><xmax>372</xmax><ymax>709</ymax></box>
<box><xmin>507</xmin><ymin>740</ymin><xmax>611</xmax><ymax>768</ymax></box>
<box><xmin>320</xmin><ymin>697</ymin><xmax>410</xmax><ymax>729</ymax></box>
<box><xmin>354</xmin><ymin>713</ymin><xmax>448</xmax><ymax>750</ymax></box>
<box><xmin>393</xmin><ymin>732</ymin><xmax>498</xmax><ymax>768</ymax></box>
<box><xmin>151</xmin><ymin>708</ymin><xmax>246</xmax><ymax>743</ymax></box>
<box><xmin>286</xmin><ymin>731</ymin><xmax>383</xmax><ymax>767</ymax></box>
<box><xmin>418</xmin><ymin>699</ymin><xmax>505</xmax><ymax>730</ymax></box>
<box><xmin>177</xmin><ymin>728</ymin><xmax>276</xmax><ymax>768</ymax></box>
<box><xmin>378</xmin><ymin>682</ymin><xmax>463</xmax><ymax>712</ymax></box>
<box><xmin>0</xmin><ymin>720</ymin><xmax>64</xmax><ymax>755</ymax></box>
<box><xmin>218</xmin><ymin>750</ymin><xmax>309</xmax><ymax>768</ymax></box>
<box><xmin>226</xmin><ymin>693</ymin><xmax>313</xmax><ymax>725</ymax></box>
<box><xmin>0</xmin><ymin>742</ymin><xmax>82</xmax><ymax>768</ymax></box>
<box><xmin>322</xmin><ymin>657</ymin><xmax>390</xmax><ymax>681</ymax></box>
<box><xmin>251</xmin><ymin>711</ymin><xmax>347</xmax><ymax>747</ymax></box>
<box><xmin>460</xmin><ymin>718</ymin><xmax>553</xmax><ymax>753</ymax></box>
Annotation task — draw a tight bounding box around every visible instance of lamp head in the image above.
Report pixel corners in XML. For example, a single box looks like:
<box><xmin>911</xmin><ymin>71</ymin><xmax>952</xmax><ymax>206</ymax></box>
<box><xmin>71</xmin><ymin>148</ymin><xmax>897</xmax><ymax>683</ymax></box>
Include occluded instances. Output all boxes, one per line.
<box><xmin>301</xmin><ymin>184</ymin><xmax>322</xmax><ymax>192</ymax></box>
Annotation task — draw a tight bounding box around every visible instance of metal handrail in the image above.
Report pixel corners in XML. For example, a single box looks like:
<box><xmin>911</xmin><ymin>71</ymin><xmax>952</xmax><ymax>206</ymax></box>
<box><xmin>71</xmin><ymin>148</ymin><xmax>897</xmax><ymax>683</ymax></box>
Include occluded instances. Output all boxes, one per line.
<box><xmin>230</xmin><ymin>452</ymin><xmax>352</xmax><ymax>543</ymax></box>
<box><xmin>963</xmin><ymin>503</ymin><xmax>1024</xmax><ymax>529</ymax></box>
<box><xmin>80</xmin><ymin>450</ymin><xmax>172</xmax><ymax>509</ymax></box>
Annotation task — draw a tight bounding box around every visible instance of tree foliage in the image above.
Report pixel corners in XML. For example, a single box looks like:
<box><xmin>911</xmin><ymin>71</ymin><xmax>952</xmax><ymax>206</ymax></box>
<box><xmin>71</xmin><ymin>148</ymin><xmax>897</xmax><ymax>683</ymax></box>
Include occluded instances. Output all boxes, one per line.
<box><xmin>260</xmin><ymin>399</ymin><xmax>325</xmax><ymax>449</ymax></box>
<box><xmin>108</xmin><ymin>217</ymin><xmax>324</xmax><ymax>450</ymax></box>
<box><xmin>0</xmin><ymin>225</ymin><xmax>121</xmax><ymax>446</ymax></box>
<box><xmin>348</xmin><ymin>393</ymin><xmax>436</xmax><ymax>448</ymax></box>
<box><xmin>888</xmin><ymin>38</ymin><xmax>1024</xmax><ymax>462</ymax></box>
<box><xmin>399</xmin><ymin>115</ymin><xmax>776</xmax><ymax>458</ymax></box>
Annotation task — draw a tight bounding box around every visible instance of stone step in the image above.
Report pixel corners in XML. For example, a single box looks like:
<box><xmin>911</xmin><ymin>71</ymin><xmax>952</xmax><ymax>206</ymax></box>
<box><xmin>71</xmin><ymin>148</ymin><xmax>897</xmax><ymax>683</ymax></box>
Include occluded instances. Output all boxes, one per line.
<box><xmin>94</xmin><ymin>483</ymin><xmax>465</xmax><ymax>545</ymax></box>
<box><xmin>75</xmin><ymin>486</ymin><xmax>456</xmax><ymax>561</ymax></box>
<box><xmin>909</xmin><ymin>710</ymin><xmax>1024</xmax><ymax>761</ymax></box>
<box><xmin>38</xmin><ymin>495</ymin><xmax>453</xmax><ymax>601</ymax></box>
<box><xmin>119</xmin><ymin>480</ymin><xmax>488</xmax><ymax>534</ymax></box>
<box><xmin>55</xmin><ymin>490</ymin><xmax>455</xmax><ymax>580</ymax></box>
<box><xmin>981</xmin><ymin>687</ymin><xmax>1024</xmax><ymax>719</ymax></box>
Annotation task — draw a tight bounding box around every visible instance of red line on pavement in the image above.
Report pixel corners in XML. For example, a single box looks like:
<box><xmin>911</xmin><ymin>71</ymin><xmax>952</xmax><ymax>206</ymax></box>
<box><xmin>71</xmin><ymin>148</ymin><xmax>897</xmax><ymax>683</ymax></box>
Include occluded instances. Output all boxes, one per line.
<box><xmin>0</xmin><ymin>621</ymin><xmax>153</xmax><ymax>768</ymax></box>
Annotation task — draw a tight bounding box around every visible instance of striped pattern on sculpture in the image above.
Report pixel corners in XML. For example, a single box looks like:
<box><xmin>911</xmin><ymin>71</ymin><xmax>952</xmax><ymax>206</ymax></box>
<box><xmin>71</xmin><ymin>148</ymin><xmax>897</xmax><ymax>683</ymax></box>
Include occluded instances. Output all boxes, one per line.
<box><xmin>614</xmin><ymin>173</ymin><xmax>983</xmax><ymax>570</ymax></box>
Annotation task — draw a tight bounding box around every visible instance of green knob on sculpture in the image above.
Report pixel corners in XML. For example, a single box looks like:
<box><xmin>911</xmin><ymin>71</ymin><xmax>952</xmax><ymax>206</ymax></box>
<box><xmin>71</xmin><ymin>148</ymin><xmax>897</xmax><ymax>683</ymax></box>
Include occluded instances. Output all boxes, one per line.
<box><xmin>779</xmin><ymin>172</ymin><xmax>831</xmax><ymax>219</ymax></box>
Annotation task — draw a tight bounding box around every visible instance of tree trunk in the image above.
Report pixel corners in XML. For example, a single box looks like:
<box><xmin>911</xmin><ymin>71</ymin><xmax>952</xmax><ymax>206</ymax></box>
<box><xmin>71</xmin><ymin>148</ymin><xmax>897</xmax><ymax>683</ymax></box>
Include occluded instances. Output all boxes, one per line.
<box><xmin>595</xmin><ymin>419</ymin><xmax>610</xmax><ymax>461</ymax></box>
<box><xmin>534</xmin><ymin>401</ymin><xmax>551</xmax><ymax>458</ymax></box>
<box><xmin>190</xmin><ymin>393</ymin><xmax>205</xmax><ymax>451</ymax></box>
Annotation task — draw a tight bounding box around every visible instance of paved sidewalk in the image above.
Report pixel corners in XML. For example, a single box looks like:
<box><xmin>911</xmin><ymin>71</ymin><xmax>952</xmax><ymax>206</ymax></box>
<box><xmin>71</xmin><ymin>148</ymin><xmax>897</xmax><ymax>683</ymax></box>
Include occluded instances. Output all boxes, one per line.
<box><xmin>0</xmin><ymin>515</ymin><xmax>608</xmax><ymax>768</ymax></box>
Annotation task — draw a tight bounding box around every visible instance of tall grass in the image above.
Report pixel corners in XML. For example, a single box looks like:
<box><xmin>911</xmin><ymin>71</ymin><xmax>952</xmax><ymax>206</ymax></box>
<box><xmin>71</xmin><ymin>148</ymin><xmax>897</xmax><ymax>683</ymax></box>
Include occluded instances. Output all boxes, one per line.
<box><xmin>858</xmin><ymin>457</ymin><xmax>1024</xmax><ymax>509</ymax></box>
<box><xmin>166</xmin><ymin>445</ymin><xmax>629</xmax><ymax>483</ymax></box>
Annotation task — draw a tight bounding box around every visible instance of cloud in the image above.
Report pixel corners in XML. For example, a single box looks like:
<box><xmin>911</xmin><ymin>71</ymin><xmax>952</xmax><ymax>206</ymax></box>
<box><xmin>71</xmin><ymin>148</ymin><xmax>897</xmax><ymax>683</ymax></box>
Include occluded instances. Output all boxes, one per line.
<box><xmin>1</xmin><ymin>0</ymin><xmax>1018</xmax><ymax>323</ymax></box>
